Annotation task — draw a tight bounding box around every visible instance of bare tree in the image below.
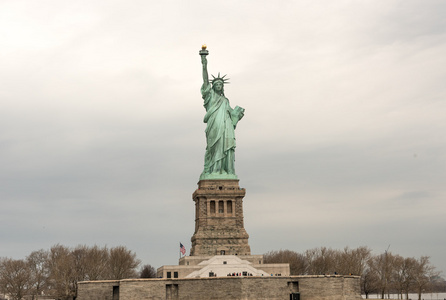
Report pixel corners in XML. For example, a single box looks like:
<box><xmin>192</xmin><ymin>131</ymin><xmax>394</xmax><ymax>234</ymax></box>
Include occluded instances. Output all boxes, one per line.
<box><xmin>412</xmin><ymin>256</ymin><xmax>439</xmax><ymax>300</ymax></box>
<box><xmin>26</xmin><ymin>249</ymin><xmax>50</xmax><ymax>300</ymax></box>
<box><xmin>0</xmin><ymin>258</ymin><xmax>31</xmax><ymax>300</ymax></box>
<box><xmin>84</xmin><ymin>245</ymin><xmax>109</xmax><ymax>281</ymax></box>
<box><xmin>263</xmin><ymin>250</ymin><xmax>307</xmax><ymax>275</ymax></box>
<box><xmin>368</xmin><ymin>251</ymin><xmax>396</xmax><ymax>299</ymax></box>
<box><xmin>71</xmin><ymin>245</ymin><xmax>88</xmax><ymax>283</ymax></box>
<box><xmin>391</xmin><ymin>255</ymin><xmax>417</xmax><ymax>299</ymax></box>
<box><xmin>335</xmin><ymin>246</ymin><xmax>371</xmax><ymax>276</ymax></box>
<box><xmin>107</xmin><ymin>246</ymin><xmax>141</xmax><ymax>280</ymax></box>
<box><xmin>46</xmin><ymin>244</ymin><xmax>76</xmax><ymax>300</ymax></box>
<box><xmin>71</xmin><ymin>245</ymin><xmax>109</xmax><ymax>281</ymax></box>
<box><xmin>140</xmin><ymin>264</ymin><xmax>157</xmax><ymax>278</ymax></box>
<box><xmin>305</xmin><ymin>247</ymin><xmax>337</xmax><ymax>275</ymax></box>
<box><xmin>362</xmin><ymin>266</ymin><xmax>380</xmax><ymax>299</ymax></box>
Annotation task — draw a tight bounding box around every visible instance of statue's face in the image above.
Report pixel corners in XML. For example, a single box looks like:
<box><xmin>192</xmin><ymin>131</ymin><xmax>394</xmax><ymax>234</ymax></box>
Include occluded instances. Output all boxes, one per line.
<box><xmin>213</xmin><ymin>81</ymin><xmax>223</xmax><ymax>92</ymax></box>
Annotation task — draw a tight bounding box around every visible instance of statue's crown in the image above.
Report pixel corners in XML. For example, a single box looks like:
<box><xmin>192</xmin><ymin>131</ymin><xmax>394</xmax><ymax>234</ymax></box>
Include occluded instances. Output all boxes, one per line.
<box><xmin>211</xmin><ymin>72</ymin><xmax>230</xmax><ymax>85</ymax></box>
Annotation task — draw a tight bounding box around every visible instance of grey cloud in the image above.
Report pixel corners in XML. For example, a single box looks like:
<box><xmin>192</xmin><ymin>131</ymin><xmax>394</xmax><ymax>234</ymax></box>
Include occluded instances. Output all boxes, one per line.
<box><xmin>1</xmin><ymin>0</ymin><xmax>445</xmax><ymax>276</ymax></box>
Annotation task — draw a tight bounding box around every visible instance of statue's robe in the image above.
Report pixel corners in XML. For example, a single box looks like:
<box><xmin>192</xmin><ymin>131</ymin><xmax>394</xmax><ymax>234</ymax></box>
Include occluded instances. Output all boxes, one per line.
<box><xmin>201</xmin><ymin>83</ymin><xmax>236</xmax><ymax>175</ymax></box>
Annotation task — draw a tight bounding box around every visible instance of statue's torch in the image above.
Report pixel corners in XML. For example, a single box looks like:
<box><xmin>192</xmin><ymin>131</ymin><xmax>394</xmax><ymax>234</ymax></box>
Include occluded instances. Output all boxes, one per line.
<box><xmin>199</xmin><ymin>44</ymin><xmax>209</xmax><ymax>56</ymax></box>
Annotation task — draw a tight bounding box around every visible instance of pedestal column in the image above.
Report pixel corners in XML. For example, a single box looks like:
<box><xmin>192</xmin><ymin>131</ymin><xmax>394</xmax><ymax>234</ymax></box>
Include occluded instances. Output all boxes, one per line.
<box><xmin>190</xmin><ymin>179</ymin><xmax>251</xmax><ymax>256</ymax></box>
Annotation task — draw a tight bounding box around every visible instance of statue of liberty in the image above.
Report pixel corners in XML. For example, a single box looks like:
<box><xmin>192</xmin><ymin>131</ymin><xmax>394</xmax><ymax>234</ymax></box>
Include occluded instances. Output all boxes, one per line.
<box><xmin>199</xmin><ymin>45</ymin><xmax>245</xmax><ymax>180</ymax></box>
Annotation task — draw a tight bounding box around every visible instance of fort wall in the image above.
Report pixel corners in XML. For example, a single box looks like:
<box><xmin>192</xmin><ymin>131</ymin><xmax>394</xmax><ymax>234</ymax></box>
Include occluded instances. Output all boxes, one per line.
<box><xmin>77</xmin><ymin>275</ymin><xmax>363</xmax><ymax>300</ymax></box>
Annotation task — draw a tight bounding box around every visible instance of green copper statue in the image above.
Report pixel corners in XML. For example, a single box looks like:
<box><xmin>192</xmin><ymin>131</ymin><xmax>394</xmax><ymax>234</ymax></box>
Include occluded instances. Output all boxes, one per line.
<box><xmin>199</xmin><ymin>45</ymin><xmax>245</xmax><ymax>180</ymax></box>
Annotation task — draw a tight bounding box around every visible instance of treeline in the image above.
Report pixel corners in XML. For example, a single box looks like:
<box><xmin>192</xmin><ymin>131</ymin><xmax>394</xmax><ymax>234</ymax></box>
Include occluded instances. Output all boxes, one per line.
<box><xmin>263</xmin><ymin>247</ymin><xmax>444</xmax><ymax>299</ymax></box>
<box><xmin>0</xmin><ymin>244</ymin><xmax>155</xmax><ymax>300</ymax></box>
<box><xmin>2</xmin><ymin>245</ymin><xmax>443</xmax><ymax>300</ymax></box>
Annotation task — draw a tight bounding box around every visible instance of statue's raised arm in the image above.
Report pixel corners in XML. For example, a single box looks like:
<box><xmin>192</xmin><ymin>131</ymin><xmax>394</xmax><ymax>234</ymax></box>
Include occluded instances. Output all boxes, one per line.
<box><xmin>201</xmin><ymin>55</ymin><xmax>209</xmax><ymax>87</ymax></box>
<box><xmin>198</xmin><ymin>45</ymin><xmax>245</xmax><ymax>180</ymax></box>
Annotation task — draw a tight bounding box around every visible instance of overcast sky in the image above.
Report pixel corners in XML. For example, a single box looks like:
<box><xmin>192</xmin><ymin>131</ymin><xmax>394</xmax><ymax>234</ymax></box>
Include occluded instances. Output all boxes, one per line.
<box><xmin>1</xmin><ymin>0</ymin><xmax>445</xmax><ymax>276</ymax></box>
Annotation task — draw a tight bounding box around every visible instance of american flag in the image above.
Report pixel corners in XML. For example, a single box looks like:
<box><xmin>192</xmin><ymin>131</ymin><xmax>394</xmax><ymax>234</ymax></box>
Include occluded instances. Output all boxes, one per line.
<box><xmin>180</xmin><ymin>243</ymin><xmax>186</xmax><ymax>255</ymax></box>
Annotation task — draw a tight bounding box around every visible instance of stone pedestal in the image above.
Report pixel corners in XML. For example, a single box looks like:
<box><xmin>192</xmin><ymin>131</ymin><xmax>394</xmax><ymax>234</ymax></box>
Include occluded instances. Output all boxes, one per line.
<box><xmin>190</xmin><ymin>180</ymin><xmax>251</xmax><ymax>256</ymax></box>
